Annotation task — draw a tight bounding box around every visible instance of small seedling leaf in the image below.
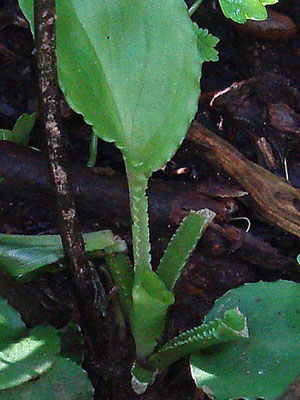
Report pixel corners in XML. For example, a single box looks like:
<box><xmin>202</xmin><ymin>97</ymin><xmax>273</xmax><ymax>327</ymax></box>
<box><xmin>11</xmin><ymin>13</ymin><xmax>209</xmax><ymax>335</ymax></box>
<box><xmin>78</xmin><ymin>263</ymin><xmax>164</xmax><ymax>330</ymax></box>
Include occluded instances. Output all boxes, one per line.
<box><xmin>196</xmin><ymin>29</ymin><xmax>219</xmax><ymax>63</ymax></box>
<box><xmin>0</xmin><ymin>298</ymin><xmax>93</xmax><ymax>398</ymax></box>
<box><xmin>13</xmin><ymin>113</ymin><xmax>37</xmax><ymax>145</ymax></box>
<box><xmin>218</xmin><ymin>0</ymin><xmax>278</xmax><ymax>24</ymax></box>
<box><xmin>0</xmin><ymin>356</ymin><xmax>94</xmax><ymax>400</ymax></box>
<box><xmin>190</xmin><ymin>280</ymin><xmax>300</xmax><ymax>400</ymax></box>
<box><xmin>0</xmin><ymin>113</ymin><xmax>36</xmax><ymax>146</ymax></box>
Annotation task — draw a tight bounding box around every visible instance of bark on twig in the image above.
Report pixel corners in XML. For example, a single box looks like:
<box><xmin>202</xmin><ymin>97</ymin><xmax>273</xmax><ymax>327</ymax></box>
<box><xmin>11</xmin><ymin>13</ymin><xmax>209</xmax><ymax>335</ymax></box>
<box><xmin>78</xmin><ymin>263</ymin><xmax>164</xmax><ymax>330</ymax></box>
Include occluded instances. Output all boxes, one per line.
<box><xmin>34</xmin><ymin>0</ymin><xmax>105</xmax><ymax>360</ymax></box>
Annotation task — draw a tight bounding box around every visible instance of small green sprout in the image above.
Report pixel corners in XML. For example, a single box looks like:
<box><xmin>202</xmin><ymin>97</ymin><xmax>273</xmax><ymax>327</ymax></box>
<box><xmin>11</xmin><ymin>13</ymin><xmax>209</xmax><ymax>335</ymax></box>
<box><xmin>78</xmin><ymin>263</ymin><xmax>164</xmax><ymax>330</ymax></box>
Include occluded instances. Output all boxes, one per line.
<box><xmin>0</xmin><ymin>113</ymin><xmax>36</xmax><ymax>146</ymax></box>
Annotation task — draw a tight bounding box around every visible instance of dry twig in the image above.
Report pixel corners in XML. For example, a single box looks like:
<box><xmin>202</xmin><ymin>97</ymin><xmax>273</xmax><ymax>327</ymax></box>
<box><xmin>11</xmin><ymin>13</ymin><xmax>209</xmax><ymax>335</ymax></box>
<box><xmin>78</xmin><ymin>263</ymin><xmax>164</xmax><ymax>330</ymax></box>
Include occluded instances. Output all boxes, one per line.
<box><xmin>34</xmin><ymin>0</ymin><xmax>106</xmax><ymax>360</ymax></box>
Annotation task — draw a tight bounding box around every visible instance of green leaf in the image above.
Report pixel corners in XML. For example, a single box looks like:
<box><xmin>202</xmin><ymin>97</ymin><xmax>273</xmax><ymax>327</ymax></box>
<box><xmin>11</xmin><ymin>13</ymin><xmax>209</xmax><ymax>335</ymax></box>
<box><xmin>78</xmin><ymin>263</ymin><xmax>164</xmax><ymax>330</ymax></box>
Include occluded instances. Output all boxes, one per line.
<box><xmin>0</xmin><ymin>298</ymin><xmax>26</xmax><ymax>345</ymax></box>
<box><xmin>0</xmin><ymin>326</ymin><xmax>60</xmax><ymax>390</ymax></box>
<box><xmin>157</xmin><ymin>209</ymin><xmax>215</xmax><ymax>290</ymax></box>
<box><xmin>0</xmin><ymin>231</ymin><xmax>126</xmax><ymax>277</ymax></box>
<box><xmin>18</xmin><ymin>1</ymin><xmax>33</xmax><ymax>33</ymax></box>
<box><xmin>0</xmin><ymin>244</ymin><xmax>64</xmax><ymax>277</ymax></box>
<box><xmin>58</xmin><ymin>0</ymin><xmax>201</xmax><ymax>177</ymax></box>
<box><xmin>130</xmin><ymin>269</ymin><xmax>174</xmax><ymax>359</ymax></box>
<box><xmin>218</xmin><ymin>0</ymin><xmax>278</xmax><ymax>24</ymax></box>
<box><xmin>0</xmin><ymin>298</ymin><xmax>93</xmax><ymax>399</ymax></box>
<box><xmin>0</xmin><ymin>231</ymin><xmax>126</xmax><ymax>252</ymax></box>
<box><xmin>18</xmin><ymin>0</ymin><xmax>201</xmax><ymax>177</ymax></box>
<box><xmin>13</xmin><ymin>113</ymin><xmax>37</xmax><ymax>145</ymax></box>
<box><xmin>0</xmin><ymin>130</ymin><xmax>16</xmax><ymax>142</ymax></box>
<box><xmin>196</xmin><ymin>29</ymin><xmax>219</xmax><ymax>63</ymax></box>
<box><xmin>147</xmin><ymin>308</ymin><xmax>248</xmax><ymax>372</ymax></box>
<box><xmin>0</xmin><ymin>356</ymin><xmax>94</xmax><ymax>400</ymax></box>
<box><xmin>105</xmin><ymin>253</ymin><xmax>134</xmax><ymax>319</ymax></box>
<box><xmin>0</xmin><ymin>114</ymin><xmax>36</xmax><ymax>146</ymax></box>
<box><xmin>190</xmin><ymin>280</ymin><xmax>300</xmax><ymax>400</ymax></box>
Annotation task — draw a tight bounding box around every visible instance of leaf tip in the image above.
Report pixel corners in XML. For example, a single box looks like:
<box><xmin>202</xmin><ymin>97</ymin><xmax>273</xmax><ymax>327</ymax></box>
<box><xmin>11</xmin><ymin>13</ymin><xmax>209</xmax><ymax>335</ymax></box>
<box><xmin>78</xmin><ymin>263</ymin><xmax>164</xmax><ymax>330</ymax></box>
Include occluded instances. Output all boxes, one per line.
<box><xmin>197</xmin><ymin>208</ymin><xmax>216</xmax><ymax>224</ymax></box>
<box><xmin>131</xmin><ymin>363</ymin><xmax>157</xmax><ymax>395</ymax></box>
<box><xmin>131</xmin><ymin>374</ymin><xmax>149</xmax><ymax>395</ymax></box>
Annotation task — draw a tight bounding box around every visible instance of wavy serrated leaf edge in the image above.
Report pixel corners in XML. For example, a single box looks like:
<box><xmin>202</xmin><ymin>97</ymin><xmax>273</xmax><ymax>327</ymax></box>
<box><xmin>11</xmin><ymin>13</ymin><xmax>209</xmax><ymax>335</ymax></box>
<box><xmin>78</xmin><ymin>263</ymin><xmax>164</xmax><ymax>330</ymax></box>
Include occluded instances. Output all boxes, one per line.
<box><xmin>131</xmin><ymin>308</ymin><xmax>248</xmax><ymax>393</ymax></box>
<box><xmin>157</xmin><ymin>209</ymin><xmax>216</xmax><ymax>290</ymax></box>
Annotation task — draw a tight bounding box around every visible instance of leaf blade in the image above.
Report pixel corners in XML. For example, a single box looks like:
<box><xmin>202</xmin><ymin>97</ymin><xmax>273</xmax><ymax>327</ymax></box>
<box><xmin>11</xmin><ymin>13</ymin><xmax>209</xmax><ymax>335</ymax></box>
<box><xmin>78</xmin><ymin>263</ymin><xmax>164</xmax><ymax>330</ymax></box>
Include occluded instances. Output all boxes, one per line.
<box><xmin>0</xmin><ymin>326</ymin><xmax>60</xmax><ymax>390</ymax></box>
<box><xmin>157</xmin><ymin>209</ymin><xmax>215</xmax><ymax>290</ymax></box>
<box><xmin>55</xmin><ymin>0</ymin><xmax>200</xmax><ymax>176</ymax></box>
<box><xmin>0</xmin><ymin>356</ymin><xmax>94</xmax><ymax>400</ymax></box>
<box><xmin>13</xmin><ymin>113</ymin><xmax>37</xmax><ymax>145</ymax></box>
<box><xmin>218</xmin><ymin>0</ymin><xmax>279</xmax><ymax>24</ymax></box>
<box><xmin>0</xmin><ymin>298</ymin><xmax>26</xmax><ymax>345</ymax></box>
<box><xmin>0</xmin><ymin>231</ymin><xmax>126</xmax><ymax>278</ymax></box>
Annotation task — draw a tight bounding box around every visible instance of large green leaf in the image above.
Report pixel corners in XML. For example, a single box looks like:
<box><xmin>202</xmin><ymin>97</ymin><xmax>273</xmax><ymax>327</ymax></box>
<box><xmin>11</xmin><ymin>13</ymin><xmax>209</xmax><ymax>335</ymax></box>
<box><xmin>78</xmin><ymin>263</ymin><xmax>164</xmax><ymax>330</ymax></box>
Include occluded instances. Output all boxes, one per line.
<box><xmin>218</xmin><ymin>0</ymin><xmax>278</xmax><ymax>24</ymax></box>
<box><xmin>0</xmin><ymin>356</ymin><xmax>94</xmax><ymax>400</ymax></box>
<box><xmin>0</xmin><ymin>298</ymin><xmax>26</xmax><ymax>345</ymax></box>
<box><xmin>190</xmin><ymin>280</ymin><xmax>300</xmax><ymax>400</ymax></box>
<box><xmin>19</xmin><ymin>0</ymin><xmax>201</xmax><ymax>177</ymax></box>
<box><xmin>0</xmin><ymin>326</ymin><xmax>60</xmax><ymax>390</ymax></box>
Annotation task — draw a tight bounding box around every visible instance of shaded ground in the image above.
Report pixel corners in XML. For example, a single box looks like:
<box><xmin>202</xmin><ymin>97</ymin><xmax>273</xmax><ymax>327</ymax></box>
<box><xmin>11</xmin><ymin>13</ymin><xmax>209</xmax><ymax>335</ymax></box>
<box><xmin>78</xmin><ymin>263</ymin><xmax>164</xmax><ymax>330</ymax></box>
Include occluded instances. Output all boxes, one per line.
<box><xmin>0</xmin><ymin>0</ymin><xmax>299</xmax><ymax>399</ymax></box>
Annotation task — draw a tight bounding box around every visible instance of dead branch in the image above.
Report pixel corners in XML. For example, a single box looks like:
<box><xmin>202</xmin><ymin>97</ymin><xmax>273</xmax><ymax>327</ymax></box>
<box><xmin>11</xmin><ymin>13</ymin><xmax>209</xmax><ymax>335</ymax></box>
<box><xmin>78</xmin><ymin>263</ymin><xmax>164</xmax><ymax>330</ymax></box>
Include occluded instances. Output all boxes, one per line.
<box><xmin>0</xmin><ymin>141</ymin><xmax>295</xmax><ymax>272</ymax></box>
<box><xmin>187</xmin><ymin>121</ymin><xmax>300</xmax><ymax>238</ymax></box>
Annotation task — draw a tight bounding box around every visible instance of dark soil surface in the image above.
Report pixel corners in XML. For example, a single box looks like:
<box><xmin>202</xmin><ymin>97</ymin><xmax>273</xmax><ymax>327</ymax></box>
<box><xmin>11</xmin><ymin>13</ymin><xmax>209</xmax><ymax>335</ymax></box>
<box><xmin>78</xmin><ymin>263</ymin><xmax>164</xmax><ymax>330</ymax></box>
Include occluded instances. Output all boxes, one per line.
<box><xmin>0</xmin><ymin>0</ymin><xmax>299</xmax><ymax>399</ymax></box>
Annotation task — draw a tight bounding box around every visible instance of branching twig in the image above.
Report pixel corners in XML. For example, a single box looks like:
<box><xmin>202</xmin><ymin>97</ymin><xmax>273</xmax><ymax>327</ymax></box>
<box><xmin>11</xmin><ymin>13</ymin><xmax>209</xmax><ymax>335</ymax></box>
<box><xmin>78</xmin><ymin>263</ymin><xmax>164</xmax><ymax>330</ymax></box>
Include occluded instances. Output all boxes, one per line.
<box><xmin>34</xmin><ymin>0</ymin><xmax>106</xmax><ymax>360</ymax></box>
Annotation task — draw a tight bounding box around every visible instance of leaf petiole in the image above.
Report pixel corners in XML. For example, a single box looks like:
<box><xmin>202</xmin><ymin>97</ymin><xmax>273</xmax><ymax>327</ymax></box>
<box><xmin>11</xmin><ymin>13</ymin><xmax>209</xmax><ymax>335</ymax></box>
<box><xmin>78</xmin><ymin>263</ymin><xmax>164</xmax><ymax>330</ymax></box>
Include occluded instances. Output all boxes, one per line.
<box><xmin>189</xmin><ymin>0</ymin><xmax>204</xmax><ymax>17</ymax></box>
<box><xmin>125</xmin><ymin>163</ymin><xmax>152</xmax><ymax>276</ymax></box>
